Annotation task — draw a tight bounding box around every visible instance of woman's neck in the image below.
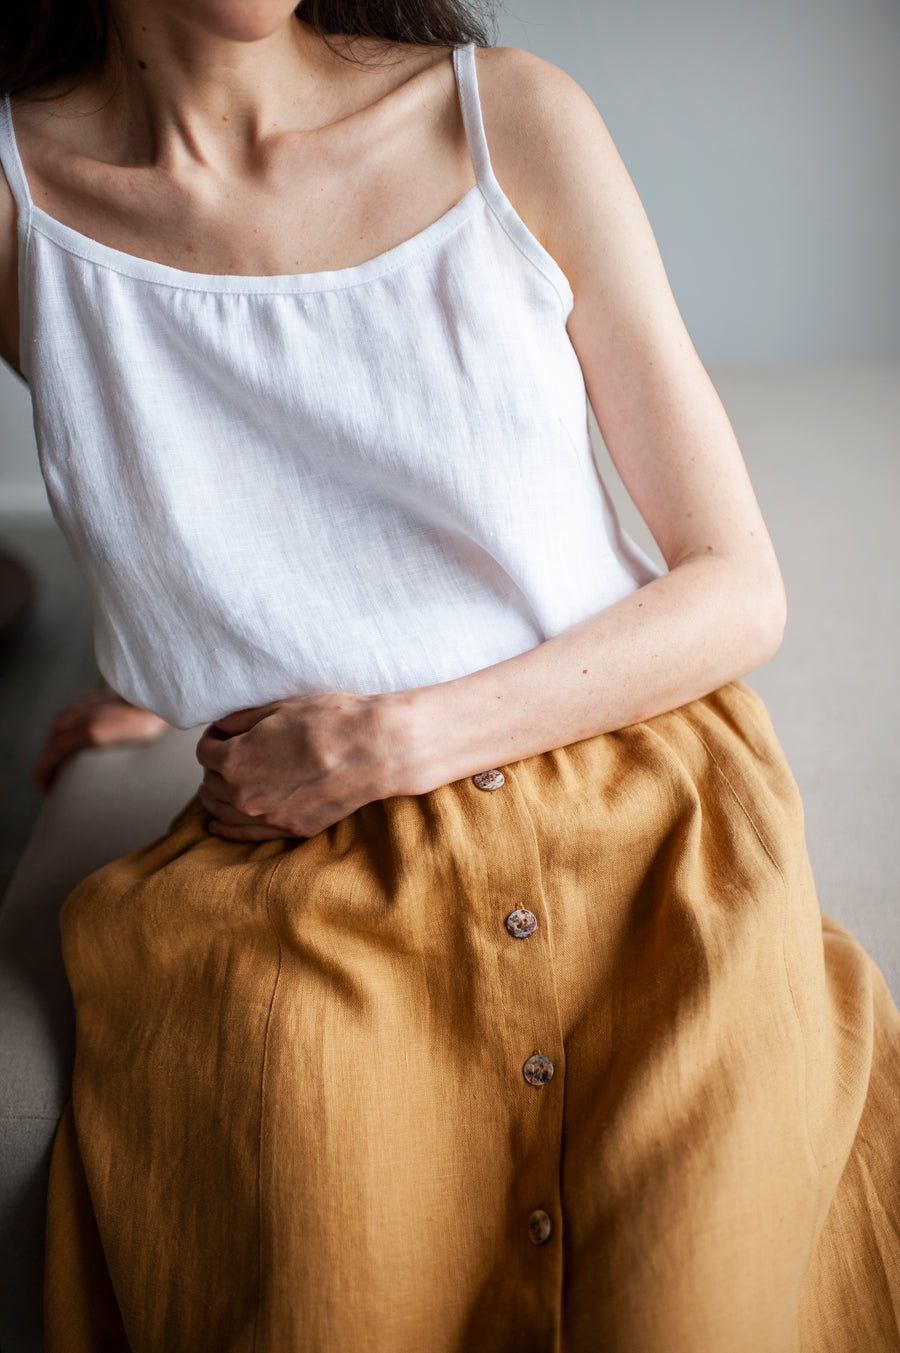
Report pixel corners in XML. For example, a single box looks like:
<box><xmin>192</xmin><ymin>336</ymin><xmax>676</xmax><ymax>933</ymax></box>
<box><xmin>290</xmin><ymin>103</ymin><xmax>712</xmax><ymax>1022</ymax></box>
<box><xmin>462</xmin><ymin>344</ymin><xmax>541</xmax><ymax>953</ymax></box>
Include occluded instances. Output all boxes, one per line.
<box><xmin>86</xmin><ymin>7</ymin><xmax>345</xmax><ymax>172</ymax></box>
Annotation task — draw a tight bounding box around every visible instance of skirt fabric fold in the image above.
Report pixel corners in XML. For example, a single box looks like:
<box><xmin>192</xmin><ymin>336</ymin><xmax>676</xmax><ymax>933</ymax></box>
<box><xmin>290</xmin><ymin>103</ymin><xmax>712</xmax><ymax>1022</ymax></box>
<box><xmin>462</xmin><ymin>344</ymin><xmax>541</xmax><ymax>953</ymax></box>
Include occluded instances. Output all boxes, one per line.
<box><xmin>44</xmin><ymin>682</ymin><xmax>900</xmax><ymax>1352</ymax></box>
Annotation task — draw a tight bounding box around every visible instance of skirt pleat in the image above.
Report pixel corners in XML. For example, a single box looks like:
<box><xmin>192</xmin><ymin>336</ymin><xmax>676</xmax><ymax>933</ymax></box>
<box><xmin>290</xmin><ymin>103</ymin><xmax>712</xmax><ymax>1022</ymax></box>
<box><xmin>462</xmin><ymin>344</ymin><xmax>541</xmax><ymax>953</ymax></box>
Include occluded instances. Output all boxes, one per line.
<box><xmin>44</xmin><ymin>682</ymin><xmax>900</xmax><ymax>1352</ymax></box>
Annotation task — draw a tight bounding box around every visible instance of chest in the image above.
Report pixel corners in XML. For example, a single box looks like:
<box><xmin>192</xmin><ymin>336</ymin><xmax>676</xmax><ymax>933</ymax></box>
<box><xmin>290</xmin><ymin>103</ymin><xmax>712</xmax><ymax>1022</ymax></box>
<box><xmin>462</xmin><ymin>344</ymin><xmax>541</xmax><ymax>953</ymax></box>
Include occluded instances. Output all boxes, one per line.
<box><xmin>13</xmin><ymin>87</ymin><xmax>475</xmax><ymax>278</ymax></box>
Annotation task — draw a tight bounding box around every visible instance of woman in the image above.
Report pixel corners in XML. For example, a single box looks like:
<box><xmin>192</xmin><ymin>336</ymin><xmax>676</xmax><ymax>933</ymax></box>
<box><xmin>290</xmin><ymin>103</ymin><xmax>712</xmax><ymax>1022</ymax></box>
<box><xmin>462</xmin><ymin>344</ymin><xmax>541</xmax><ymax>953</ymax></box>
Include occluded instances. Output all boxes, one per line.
<box><xmin>2</xmin><ymin>2</ymin><xmax>899</xmax><ymax>1349</ymax></box>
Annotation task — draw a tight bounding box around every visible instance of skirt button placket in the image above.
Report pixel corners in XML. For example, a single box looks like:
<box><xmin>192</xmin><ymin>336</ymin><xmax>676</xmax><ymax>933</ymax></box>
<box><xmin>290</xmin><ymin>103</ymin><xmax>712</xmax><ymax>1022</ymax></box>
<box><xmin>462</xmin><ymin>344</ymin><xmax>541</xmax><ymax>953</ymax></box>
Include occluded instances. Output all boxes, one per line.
<box><xmin>472</xmin><ymin>758</ymin><xmax>562</xmax><ymax>1320</ymax></box>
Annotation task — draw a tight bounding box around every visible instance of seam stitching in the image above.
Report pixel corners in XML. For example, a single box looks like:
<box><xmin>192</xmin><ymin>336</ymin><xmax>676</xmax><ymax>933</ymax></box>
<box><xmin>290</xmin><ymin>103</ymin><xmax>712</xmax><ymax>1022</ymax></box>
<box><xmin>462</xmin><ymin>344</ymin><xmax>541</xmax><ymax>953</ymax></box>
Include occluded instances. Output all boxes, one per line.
<box><xmin>251</xmin><ymin>851</ymin><xmax>287</xmax><ymax>1353</ymax></box>
<box><xmin>27</xmin><ymin>192</ymin><xmax>480</xmax><ymax>296</ymax></box>
<box><xmin>475</xmin><ymin>184</ymin><xmax>574</xmax><ymax>316</ymax></box>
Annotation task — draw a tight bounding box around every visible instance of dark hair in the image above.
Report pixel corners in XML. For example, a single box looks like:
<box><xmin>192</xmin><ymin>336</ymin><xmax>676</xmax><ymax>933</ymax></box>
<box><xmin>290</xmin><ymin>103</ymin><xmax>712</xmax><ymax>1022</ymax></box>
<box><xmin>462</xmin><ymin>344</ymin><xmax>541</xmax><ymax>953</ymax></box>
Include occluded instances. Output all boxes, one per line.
<box><xmin>0</xmin><ymin>1</ymin><xmax>496</xmax><ymax>98</ymax></box>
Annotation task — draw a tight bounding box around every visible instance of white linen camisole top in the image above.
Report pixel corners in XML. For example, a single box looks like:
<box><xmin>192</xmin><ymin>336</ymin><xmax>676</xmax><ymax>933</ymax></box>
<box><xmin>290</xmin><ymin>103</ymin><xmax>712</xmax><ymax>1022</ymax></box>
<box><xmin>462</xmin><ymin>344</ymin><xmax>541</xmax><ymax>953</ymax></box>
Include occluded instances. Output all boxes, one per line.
<box><xmin>0</xmin><ymin>45</ymin><xmax>659</xmax><ymax>729</ymax></box>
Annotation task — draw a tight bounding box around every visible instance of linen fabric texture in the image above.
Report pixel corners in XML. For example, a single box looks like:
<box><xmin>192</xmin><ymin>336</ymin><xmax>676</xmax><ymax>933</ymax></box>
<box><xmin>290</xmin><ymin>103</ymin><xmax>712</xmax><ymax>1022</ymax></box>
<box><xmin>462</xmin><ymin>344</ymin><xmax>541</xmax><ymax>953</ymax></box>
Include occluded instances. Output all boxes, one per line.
<box><xmin>0</xmin><ymin>44</ymin><xmax>657</xmax><ymax>729</ymax></box>
<box><xmin>44</xmin><ymin>683</ymin><xmax>900</xmax><ymax>1351</ymax></box>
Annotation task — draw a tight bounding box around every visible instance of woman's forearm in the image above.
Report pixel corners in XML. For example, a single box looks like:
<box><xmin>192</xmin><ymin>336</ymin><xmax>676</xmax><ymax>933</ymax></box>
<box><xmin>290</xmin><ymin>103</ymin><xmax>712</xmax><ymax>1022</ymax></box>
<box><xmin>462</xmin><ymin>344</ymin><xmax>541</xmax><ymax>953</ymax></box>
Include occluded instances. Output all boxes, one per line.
<box><xmin>387</xmin><ymin>552</ymin><xmax>787</xmax><ymax>797</ymax></box>
<box><xmin>195</xmin><ymin>551</ymin><xmax>785</xmax><ymax>841</ymax></box>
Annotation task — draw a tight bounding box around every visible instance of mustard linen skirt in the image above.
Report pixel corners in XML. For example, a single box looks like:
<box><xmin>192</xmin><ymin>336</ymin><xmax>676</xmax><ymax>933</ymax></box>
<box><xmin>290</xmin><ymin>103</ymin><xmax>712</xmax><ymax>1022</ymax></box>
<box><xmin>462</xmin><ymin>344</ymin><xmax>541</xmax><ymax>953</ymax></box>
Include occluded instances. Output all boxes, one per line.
<box><xmin>44</xmin><ymin>682</ymin><xmax>900</xmax><ymax>1352</ymax></box>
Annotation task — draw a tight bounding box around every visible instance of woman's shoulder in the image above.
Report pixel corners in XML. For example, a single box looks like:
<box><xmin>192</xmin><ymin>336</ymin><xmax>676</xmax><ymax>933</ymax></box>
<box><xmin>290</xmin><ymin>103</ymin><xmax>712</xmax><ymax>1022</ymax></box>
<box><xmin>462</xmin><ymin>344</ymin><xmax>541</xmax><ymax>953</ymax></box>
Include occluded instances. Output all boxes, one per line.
<box><xmin>473</xmin><ymin>46</ymin><xmax>617</xmax><ymax>167</ymax></box>
<box><xmin>0</xmin><ymin>85</ymin><xmax>80</xmax><ymax>378</ymax></box>
<box><xmin>471</xmin><ymin>46</ymin><xmax>632</xmax><ymax>283</ymax></box>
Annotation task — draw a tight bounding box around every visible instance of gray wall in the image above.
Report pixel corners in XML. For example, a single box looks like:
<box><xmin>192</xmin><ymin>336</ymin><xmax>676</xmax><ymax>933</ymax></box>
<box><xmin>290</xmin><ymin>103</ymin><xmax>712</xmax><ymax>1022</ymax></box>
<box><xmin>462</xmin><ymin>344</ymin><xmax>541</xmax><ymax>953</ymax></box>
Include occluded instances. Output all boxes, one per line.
<box><xmin>2</xmin><ymin>0</ymin><xmax>899</xmax><ymax>514</ymax></box>
<box><xmin>496</xmin><ymin>0</ymin><xmax>900</xmax><ymax>364</ymax></box>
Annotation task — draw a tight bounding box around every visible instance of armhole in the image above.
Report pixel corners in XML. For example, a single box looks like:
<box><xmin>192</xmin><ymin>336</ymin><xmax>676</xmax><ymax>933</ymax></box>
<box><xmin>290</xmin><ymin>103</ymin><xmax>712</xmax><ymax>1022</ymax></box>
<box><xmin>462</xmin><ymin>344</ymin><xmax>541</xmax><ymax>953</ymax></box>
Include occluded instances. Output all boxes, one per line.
<box><xmin>452</xmin><ymin>45</ymin><xmax>574</xmax><ymax>317</ymax></box>
<box><xmin>0</xmin><ymin>94</ymin><xmax>34</xmax><ymax>379</ymax></box>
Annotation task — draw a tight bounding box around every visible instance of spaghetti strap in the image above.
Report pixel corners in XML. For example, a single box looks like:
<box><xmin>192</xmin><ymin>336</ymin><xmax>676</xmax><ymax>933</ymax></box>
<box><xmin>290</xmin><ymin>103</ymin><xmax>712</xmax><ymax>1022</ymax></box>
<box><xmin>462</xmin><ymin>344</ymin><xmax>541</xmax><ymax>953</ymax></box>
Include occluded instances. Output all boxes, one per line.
<box><xmin>452</xmin><ymin>43</ymin><xmax>574</xmax><ymax>314</ymax></box>
<box><xmin>453</xmin><ymin>44</ymin><xmax>494</xmax><ymax>189</ymax></box>
<box><xmin>0</xmin><ymin>94</ymin><xmax>34</xmax><ymax>223</ymax></box>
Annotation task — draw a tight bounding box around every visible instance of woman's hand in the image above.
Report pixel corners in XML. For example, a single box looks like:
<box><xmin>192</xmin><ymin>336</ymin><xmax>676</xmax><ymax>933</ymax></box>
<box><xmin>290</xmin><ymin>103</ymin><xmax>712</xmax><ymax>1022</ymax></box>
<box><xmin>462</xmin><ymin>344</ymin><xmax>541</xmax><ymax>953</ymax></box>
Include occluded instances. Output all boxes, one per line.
<box><xmin>33</xmin><ymin>690</ymin><xmax>171</xmax><ymax>793</ymax></box>
<box><xmin>195</xmin><ymin>693</ymin><xmax>409</xmax><ymax>842</ymax></box>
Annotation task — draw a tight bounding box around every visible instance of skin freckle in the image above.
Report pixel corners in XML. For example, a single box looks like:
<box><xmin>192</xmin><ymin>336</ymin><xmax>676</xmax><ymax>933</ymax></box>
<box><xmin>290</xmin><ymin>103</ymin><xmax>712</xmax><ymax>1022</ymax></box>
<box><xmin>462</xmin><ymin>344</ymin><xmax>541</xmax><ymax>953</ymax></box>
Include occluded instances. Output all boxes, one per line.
<box><xmin>706</xmin><ymin>545</ymin><xmax>713</xmax><ymax>552</ymax></box>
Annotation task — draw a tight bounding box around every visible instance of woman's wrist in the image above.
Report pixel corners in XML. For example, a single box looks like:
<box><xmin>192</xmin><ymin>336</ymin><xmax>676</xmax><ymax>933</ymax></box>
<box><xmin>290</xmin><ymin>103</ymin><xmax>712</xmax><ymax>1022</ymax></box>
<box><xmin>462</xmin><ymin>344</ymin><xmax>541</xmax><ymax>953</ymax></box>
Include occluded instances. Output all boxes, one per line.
<box><xmin>371</xmin><ymin>689</ymin><xmax>442</xmax><ymax>800</ymax></box>
<box><xmin>373</xmin><ymin>676</ymin><xmax>527</xmax><ymax>801</ymax></box>
<box><xmin>372</xmin><ymin>685</ymin><xmax>473</xmax><ymax>799</ymax></box>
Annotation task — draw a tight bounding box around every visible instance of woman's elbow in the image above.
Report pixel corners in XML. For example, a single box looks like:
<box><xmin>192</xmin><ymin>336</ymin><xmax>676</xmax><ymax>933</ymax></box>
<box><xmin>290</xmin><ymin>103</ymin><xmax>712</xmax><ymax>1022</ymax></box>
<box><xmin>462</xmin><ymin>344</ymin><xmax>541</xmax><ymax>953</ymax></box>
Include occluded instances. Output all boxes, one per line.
<box><xmin>750</xmin><ymin>564</ymin><xmax>788</xmax><ymax>667</ymax></box>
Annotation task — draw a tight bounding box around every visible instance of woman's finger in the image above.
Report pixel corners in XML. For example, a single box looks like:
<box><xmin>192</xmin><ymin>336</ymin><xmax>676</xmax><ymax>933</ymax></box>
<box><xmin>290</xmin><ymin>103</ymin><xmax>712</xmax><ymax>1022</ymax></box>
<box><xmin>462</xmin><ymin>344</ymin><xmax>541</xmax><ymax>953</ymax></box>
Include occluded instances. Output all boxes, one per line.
<box><xmin>35</xmin><ymin>701</ymin><xmax>170</xmax><ymax>793</ymax></box>
<box><xmin>212</xmin><ymin>705</ymin><xmax>276</xmax><ymax>737</ymax></box>
<box><xmin>198</xmin><ymin>773</ymin><xmax>279</xmax><ymax>826</ymax></box>
<box><xmin>195</xmin><ymin>730</ymin><xmax>228</xmax><ymax>772</ymax></box>
<box><xmin>198</xmin><ymin>768</ymin><xmax>232</xmax><ymax>799</ymax></box>
<box><xmin>197</xmin><ymin>782</ymin><xmax>262</xmax><ymax>825</ymax></box>
<box><xmin>195</xmin><ymin>727</ymin><xmax>240</xmax><ymax>772</ymax></box>
<box><xmin>51</xmin><ymin>707</ymin><xmax>93</xmax><ymax>733</ymax></box>
<box><xmin>50</xmin><ymin>691</ymin><xmax>109</xmax><ymax>730</ymax></box>
<box><xmin>87</xmin><ymin>706</ymin><xmax>169</xmax><ymax>745</ymax></box>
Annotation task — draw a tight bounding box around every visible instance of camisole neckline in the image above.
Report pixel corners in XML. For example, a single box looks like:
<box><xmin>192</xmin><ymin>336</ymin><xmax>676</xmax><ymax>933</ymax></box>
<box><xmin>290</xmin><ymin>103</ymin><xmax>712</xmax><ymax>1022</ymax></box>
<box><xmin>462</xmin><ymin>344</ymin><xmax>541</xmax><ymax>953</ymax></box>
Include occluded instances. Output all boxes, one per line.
<box><xmin>0</xmin><ymin>45</ymin><xmax>572</xmax><ymax>304</ymax></box>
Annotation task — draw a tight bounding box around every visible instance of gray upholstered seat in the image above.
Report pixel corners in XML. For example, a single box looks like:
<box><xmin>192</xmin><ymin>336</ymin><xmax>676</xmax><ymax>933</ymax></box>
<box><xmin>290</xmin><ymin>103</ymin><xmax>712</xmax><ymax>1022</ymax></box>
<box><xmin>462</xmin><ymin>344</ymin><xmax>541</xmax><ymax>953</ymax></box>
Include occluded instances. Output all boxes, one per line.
<box><xmin>0</xmin><ymin>729</ymin><xmax>202</xmax><ymax>1352</ymax></box>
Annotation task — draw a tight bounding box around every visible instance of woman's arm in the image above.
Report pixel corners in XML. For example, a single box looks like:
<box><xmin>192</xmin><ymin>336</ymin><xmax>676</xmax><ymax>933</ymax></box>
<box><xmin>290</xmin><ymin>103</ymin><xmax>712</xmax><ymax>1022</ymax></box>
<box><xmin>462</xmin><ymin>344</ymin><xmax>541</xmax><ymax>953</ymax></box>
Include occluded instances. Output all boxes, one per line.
<box><xmin>198</xmin><ymin>49</ymin><xmax>785</xmax><ymax>842</ymax></box>
<box><xmin>395</xmin><ymin>46</ymin><xmax>787</xmax><ymax>775</ymax></box>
